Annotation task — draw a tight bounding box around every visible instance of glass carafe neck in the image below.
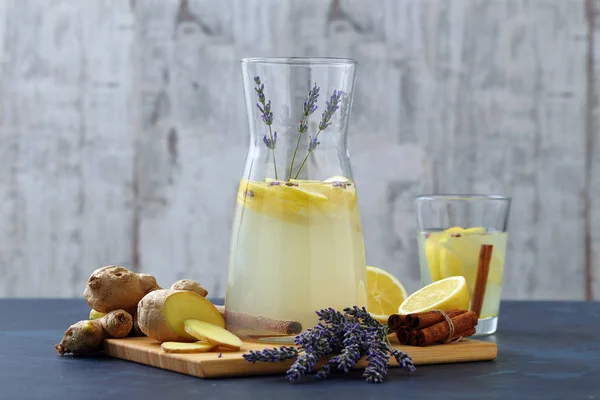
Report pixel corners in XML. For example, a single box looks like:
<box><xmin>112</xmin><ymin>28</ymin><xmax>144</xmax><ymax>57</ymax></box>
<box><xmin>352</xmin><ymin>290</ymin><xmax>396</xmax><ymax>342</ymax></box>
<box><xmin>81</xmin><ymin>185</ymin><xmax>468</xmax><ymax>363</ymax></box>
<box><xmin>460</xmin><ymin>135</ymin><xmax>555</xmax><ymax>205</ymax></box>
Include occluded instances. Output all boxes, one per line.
<box><xmin>241</xmin><ymin>58</ymin><xmax>356</xmax><ymax>182</ymax></box>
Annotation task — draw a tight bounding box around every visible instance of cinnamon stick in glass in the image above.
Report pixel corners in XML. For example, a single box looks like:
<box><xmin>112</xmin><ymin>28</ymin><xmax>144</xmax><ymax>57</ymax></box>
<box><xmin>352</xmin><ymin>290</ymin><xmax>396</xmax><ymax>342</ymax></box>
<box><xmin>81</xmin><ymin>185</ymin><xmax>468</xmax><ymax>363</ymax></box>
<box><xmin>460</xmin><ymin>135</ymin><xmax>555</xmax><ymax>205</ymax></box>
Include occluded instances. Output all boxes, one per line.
<box><xmin>471</xmin><ymin>244</ymin><xmax>494</xmax><ymax>318</ymax></box>
<box><xmin>405</xmin><ymin>309</ymin><xmax>466</xmax><ymax>330</ymax></box>
<box><xmin>415</xmin><ymin>311</ymin><xmax>478</xmax><ymax>346</ymax></box>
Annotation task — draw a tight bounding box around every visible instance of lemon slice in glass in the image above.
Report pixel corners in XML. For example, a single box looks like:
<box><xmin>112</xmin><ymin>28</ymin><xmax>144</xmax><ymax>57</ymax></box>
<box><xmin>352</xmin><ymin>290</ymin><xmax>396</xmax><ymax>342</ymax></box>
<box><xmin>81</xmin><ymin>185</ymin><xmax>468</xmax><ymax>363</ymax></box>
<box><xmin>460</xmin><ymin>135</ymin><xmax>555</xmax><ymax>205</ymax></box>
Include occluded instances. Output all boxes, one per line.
<box><xmin>366</xmin><ymin>266</ymin><xmax>409</xmax><ymax>323</ymax></box>
<box><xmin>398</xmin><ymin>276</ymin><xmax>469</xmax><ymax>315</ymax></box>
<box><xmin>324</xmin><ymin>175</ymin><xmax>350</xmax><ymax>182</ymax></box>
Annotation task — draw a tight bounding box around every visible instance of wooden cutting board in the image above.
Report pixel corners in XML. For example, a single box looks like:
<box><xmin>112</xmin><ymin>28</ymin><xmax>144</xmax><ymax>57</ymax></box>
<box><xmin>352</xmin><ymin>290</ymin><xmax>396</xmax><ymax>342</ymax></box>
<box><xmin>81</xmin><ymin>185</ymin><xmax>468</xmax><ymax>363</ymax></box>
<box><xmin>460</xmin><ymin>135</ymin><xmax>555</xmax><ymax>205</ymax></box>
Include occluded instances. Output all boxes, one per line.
<box><xmin>104</xmin><ymin>336</ymin><xmax>497</xmax><ymax>379</ymax></box>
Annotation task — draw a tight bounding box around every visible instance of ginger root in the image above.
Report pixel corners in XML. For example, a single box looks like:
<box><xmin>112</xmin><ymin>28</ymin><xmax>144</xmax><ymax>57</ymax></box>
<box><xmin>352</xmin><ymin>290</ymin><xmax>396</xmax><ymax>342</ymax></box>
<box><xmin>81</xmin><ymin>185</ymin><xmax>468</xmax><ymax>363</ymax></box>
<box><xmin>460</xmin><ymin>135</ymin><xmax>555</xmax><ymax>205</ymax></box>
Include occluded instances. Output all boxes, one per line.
<box><xmin>89</xmin><ymin>309</ymin><xmax>107</xmax><ymax>320</ymax></box>
<box><xmin>55</xmin><ymin>309</ymin><xmax>133</xmax><ymax>356</ymax></box>
<box><xmin>136</xmin><ymin>290</ymin><xmax>224</xmax><ymax>343</ymax></box>
<box><xmin>184</xmin><ymin>319</ymin><xmax>242</xmax><ymax>350</ymax></box>
<box><xmin>83</xmin><ymin>265</ymin><xmax>161</xmax><ymax>314</ymax></box>
<box><xmin>170</xmin><ymin>279</ymin><xmax>208</xmax><ymax>297</ymax></box>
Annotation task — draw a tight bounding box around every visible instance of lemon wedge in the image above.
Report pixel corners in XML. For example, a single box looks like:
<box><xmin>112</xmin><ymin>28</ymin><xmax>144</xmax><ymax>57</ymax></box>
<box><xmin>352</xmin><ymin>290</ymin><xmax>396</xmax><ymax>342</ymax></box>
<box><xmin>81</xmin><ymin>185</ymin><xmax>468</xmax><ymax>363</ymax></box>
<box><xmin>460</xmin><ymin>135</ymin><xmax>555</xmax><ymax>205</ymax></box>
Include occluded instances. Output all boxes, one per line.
<box><xmin>398</xmin><ymin>276</ymin><xmax>469</xmax><ymax>315</ymax></box>
<box><xmin>366</xmin><ymin>266</ymin><xmax>409</xmax><ymax>323</ymax></box>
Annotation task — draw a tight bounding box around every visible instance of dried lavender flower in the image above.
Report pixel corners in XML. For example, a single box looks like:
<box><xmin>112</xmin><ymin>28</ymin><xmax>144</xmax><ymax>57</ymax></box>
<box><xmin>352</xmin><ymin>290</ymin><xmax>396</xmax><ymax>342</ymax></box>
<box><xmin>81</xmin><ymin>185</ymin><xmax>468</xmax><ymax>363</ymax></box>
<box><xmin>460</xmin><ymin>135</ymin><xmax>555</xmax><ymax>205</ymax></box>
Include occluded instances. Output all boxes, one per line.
<box><xmin>254</xmin><ymin>75</ymin><xmax>278</xmax><ymax>179</ymax></box>
<box><xmin>292</xmin><ymin>88</ymin><xmax>344</xmax><ymax>179</ymax></box>
<box><xmin>304</xmin><ymin>83</ymin><xmax>320</xmax><ymax>114</ymax></box>
<box><xmin>244</xmin><ymin>346</ymin><xmax>298</xmax><ymax>363</ymax></box>
<box><xmin>288</xmin><ymin>83</ymin><xmax>321</xmax><ymax>180</ymax></box>
<box><xmin>391</xmin><ymin>349</ymin><xmax>416</xmax><ymax>373</ymax></box>
<box><xmin>318</xmin><ymin>89</ymin><xmax>343</xmax><ymax>131</ymax></box>
<box><xmin>263</xmin><ymin>131</ymin><xmax>277</xmax><ymax>149</ymax></box>
<box><xmin>308</xmin><ymin>136</ymin><xmax>319</xmax><ymax>152</ymax></box>
<box><xmin>315</xmin><ymin>363</ymin><xmax>332</xmax><ymax>380</ymax></box>
<box><xmin>243</xmin><ymin>306</ymin><xmax>415</xmax><ymax>383</ymax></box>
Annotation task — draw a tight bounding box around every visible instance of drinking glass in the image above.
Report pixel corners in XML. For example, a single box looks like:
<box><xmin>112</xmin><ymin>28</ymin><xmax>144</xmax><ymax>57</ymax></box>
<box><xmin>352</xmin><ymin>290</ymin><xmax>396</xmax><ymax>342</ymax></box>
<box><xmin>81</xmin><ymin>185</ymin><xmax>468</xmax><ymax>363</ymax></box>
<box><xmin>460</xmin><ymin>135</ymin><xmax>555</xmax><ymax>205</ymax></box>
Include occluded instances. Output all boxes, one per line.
<box><xmin>415</xmin><ymin>195</ymin><xmax>511</xmax><ymax>335</ymax></box>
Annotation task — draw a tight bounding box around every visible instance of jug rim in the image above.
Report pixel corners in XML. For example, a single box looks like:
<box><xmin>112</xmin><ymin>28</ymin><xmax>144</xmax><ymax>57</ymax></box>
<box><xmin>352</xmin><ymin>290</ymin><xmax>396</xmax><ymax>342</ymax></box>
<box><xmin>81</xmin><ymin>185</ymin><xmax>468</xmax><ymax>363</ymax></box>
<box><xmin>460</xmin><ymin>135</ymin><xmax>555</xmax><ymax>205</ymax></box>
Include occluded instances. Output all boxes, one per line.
<box><xmin>241</xmin><ymin>57</ymin><xmax>357</xmax><ymax>65</ymax></box>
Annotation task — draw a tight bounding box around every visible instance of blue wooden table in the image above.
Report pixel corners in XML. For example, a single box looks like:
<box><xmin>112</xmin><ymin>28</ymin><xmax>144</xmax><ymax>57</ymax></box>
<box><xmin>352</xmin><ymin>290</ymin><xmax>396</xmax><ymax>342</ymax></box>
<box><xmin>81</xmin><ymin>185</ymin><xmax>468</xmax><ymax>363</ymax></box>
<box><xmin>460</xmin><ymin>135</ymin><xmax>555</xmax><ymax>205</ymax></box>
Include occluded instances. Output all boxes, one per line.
<box><xmin>1</xmin><ymin>299</ymin><xmax>598</xmax><ymax>400</ymax></box>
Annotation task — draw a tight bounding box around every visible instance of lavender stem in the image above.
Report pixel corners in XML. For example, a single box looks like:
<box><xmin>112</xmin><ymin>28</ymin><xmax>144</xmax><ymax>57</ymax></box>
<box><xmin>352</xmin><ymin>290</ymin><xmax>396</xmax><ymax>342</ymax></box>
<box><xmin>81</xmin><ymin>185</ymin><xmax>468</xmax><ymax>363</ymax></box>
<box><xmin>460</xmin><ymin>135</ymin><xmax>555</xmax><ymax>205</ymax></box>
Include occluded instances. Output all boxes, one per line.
<box><xmin>292</xmin><ymin>128</ymin><xmax>322</xmax><ymax>180</ymax></box>
<box><xmin>254</xmin><ymin>76</ymin><xmax>279</xmax><ymax>180</ymax></box>
<box><xmin>268</xmin><ymin>126</ymin><xmax>278</xmax><ymax>179</ymax></box>
<box><xmin>288</xmin><ymin>134</ymin><xmax>303</xmax><ymax>181</ymax></box>
<box><xmin>287</xmin><ymin>83</ymin><xmax>320</xmax><ymax>181</ymax></box>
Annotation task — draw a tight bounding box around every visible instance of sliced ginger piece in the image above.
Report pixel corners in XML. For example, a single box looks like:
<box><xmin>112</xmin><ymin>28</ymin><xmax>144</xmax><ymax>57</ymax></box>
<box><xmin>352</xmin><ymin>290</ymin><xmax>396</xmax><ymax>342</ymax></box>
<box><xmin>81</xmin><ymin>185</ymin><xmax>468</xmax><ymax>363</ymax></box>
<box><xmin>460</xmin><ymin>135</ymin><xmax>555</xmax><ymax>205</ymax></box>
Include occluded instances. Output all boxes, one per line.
<box><xmin>137</xmin><ymin>290</ymin><xmax>225</xmax><ymax>343</ymax></box>
<box><xmin>161</xmin><ymin>341</ymin><xmax>214</xmax><ymax>353</ymax></box>
<box><xmin>184</xmin><ymin>319</ymin><xmax>243</xmax><ymax>350</ymax></box>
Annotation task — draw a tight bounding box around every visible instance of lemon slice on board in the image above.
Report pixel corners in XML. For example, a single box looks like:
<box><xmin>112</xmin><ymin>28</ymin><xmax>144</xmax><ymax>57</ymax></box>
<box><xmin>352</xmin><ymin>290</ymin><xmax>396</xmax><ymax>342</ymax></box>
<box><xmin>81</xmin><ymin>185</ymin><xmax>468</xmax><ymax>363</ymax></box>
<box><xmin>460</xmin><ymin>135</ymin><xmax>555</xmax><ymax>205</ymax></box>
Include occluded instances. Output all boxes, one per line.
<box><xmin>366</xmin><ymin>266</ymin><xmax>409</xmax><ymax>323</ymax></box>
<box><xmin>397</xmin><ymin>276</ymin><xmax>469</xmax><ymax>315</ymax></box>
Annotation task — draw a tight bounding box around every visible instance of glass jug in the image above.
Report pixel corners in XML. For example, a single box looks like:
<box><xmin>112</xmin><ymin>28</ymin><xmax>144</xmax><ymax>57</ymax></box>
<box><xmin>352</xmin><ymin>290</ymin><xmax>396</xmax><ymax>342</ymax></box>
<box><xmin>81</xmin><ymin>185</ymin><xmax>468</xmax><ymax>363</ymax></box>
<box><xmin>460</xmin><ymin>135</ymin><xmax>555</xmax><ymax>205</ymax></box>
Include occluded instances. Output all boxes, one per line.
<box><xmin>225</xmin><ymin>58</ymin><xmax>366</xmax><ymax>342</ymax></box>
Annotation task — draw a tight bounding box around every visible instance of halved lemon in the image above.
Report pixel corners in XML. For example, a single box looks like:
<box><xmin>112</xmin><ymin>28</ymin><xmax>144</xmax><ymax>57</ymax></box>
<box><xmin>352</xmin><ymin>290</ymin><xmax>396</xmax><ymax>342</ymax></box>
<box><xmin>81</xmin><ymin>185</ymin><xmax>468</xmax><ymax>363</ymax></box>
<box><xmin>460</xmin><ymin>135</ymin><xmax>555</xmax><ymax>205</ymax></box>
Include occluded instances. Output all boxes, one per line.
<box><xmin>398</xmin><ymin>276</ymin><xmax>469</xmax><ymax>315</ymax></box>
<box><xmin>366</xmin><ymin>266</ymin><xmax>409</xmax><ymax>323</ymax></box>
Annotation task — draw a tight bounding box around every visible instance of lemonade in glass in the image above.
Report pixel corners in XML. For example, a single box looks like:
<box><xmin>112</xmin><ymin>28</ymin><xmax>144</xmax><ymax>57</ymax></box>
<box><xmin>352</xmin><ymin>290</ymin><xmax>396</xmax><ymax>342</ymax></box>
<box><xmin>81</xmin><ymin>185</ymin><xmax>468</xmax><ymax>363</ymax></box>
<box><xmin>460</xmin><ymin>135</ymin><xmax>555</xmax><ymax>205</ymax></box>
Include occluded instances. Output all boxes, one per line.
<box><xmin>415</xmin><ymin>195</ymin><xmax>511</xmax><ymax>335</ymax></box>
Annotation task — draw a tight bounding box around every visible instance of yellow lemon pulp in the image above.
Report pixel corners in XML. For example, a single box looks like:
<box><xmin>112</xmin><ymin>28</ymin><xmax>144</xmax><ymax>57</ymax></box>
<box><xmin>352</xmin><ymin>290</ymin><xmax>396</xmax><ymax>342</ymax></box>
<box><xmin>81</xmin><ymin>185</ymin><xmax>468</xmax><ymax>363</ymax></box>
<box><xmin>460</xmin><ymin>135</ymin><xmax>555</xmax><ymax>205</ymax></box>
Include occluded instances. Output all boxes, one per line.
<box><xmin>237</xmin><ymin>178</ymin><xmax>359</xmax><ymax>225</ymax></box>
<box><xmin>398</xmin><ymin>276</ymin><xmax>469</xmax><ymax>315</ymax></box>
<box><xmin>366</xmin><ymin>266</ymin><xmax>409</xmax><ymax>323</ymax></box>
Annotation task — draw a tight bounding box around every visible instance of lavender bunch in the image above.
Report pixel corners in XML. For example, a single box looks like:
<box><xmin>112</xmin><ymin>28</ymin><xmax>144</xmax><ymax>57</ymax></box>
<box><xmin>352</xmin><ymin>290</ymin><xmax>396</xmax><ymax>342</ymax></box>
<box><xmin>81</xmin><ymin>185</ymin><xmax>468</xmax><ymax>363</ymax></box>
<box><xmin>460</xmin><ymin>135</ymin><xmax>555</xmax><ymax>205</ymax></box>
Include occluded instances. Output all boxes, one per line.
<box><xmin>293</xmin><ymin>89</ymin><xmax>343</xmax><ymax>179</ymax></box>
<box><xmin>287</xmin><ymin>83</ymin><xmax>320</xmax><ymax>180</ymax></box>
<box><xmin>243</xmin><ymin>306</ymin><xmax>415</xmax><ymax>383</ymax></box>
<box><xmin>254</xmin><ymin>76</ymin><xmax>278</xmax><ymax>179</ymax></box>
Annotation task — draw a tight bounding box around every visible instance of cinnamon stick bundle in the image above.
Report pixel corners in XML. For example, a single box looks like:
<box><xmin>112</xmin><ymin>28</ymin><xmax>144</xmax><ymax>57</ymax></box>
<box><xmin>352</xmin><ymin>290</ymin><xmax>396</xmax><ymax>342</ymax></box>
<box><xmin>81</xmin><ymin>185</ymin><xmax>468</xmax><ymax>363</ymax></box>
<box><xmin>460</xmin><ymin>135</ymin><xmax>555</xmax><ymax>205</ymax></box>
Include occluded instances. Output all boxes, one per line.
<box><xmin>389</xmin><ymin>309</ymin><xmax>478</xmax><ymax>346</ymax></box>
<box><xmin>415</xmin><ymin>311</ymin><xmax>478</xmax><ymax>346</ymax></box>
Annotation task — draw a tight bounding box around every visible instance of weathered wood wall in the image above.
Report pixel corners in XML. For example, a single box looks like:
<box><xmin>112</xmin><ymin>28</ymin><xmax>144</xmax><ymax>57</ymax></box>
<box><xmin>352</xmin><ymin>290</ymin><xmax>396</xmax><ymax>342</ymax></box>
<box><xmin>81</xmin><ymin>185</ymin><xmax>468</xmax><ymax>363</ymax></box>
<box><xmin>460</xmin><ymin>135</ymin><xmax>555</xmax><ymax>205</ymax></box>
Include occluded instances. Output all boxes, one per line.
<box><xmin>0</xmin><ymin>0</ymin><xmax>597</xmax><ymax>300</ymax></box>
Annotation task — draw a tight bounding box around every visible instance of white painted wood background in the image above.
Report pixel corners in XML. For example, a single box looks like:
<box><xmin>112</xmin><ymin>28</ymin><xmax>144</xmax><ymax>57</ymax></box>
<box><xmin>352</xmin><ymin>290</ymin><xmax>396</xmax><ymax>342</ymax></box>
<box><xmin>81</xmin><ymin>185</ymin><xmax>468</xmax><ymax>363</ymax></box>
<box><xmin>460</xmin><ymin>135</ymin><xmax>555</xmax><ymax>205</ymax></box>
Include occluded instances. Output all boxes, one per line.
<box><xmin>0</xmin><ymin>0</ymin><xmax>598</xmax><ymax>300</ymax></box>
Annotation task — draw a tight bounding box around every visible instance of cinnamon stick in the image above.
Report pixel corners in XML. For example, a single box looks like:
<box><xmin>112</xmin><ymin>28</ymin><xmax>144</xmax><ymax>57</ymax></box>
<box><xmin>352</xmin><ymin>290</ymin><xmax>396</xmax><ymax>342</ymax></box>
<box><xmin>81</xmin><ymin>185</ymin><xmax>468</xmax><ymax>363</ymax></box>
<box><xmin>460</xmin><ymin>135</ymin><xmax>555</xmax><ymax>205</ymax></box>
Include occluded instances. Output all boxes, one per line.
<box><xmin>396</xmin><ymin>328</ymin><xmax>410</xmax><ymax>345</ymax></box>
<box><xmin>224</xmin><ymin>310</ymin><xmax>302</xmax><ymax>335</ymax></box>
<box><xmin>387</xmin><ymin>314</ymin><xmax>406</xmax><ymax>331</ymax></box>
<box><xmin>405</xmin><ymin>309</ymin><xmax>466</xmax><ymax>330</ymax></box>
<box><xmin>449</xmin><ymin>327</ymin><xmax>476</xmax><ymax>341</ymax></box>
<box><xmin>409</xmin><ymin>331</ymin><xmax>419</xmax><ymax>346</ymax></box>
<box><xmin>415</xmin><ymin>311</ymin><xmax>478</xmax><ymax>346</ymax></box>
<box><xmin>471</xmin><ymin>244</ymin><xmax>494</xmax><ymax>318</ymax></box>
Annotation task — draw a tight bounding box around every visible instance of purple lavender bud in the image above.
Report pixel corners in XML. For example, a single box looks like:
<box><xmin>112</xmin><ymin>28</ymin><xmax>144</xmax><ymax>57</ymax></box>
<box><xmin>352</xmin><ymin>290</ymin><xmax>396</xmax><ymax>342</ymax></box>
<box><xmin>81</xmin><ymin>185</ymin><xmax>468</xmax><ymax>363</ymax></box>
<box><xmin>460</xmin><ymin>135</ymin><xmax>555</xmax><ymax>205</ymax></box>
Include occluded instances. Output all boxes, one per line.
<box><xmin>268</xmin><ymin>181</ymin><xmax>281</xmax><ymax>186</ymax></box>
<box><xmin>263</xmin><ymin>132</ymin><xmax>277</xmax><ymax>149</ymax></box>
<box><xmin>308</xmin><ymin>136</ymin><xmax>320</xmax><ymax>152</ymax></box>
<box><xmin>299</xmin><ymin>119</ymin><xmax>308</xmax><ymax>134</ymax></box>
<box><xmin>254</xmin><ymin>76</ymin><xmax>261</xmax><ymax>85</ymax></box>
<box><xmin>318</xmin><ymin>89</ymin><xmax>343</xmax><ymax>131</ymax></box>
<box><xmin>262</xmin><ymin>112</ymin><xmax>273</xmax><ymax>125</ymax></box>
<box><xmin>297</xmin><ymin>83</ymin><xmax>321</xmax><ymax>133</ymax></box>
